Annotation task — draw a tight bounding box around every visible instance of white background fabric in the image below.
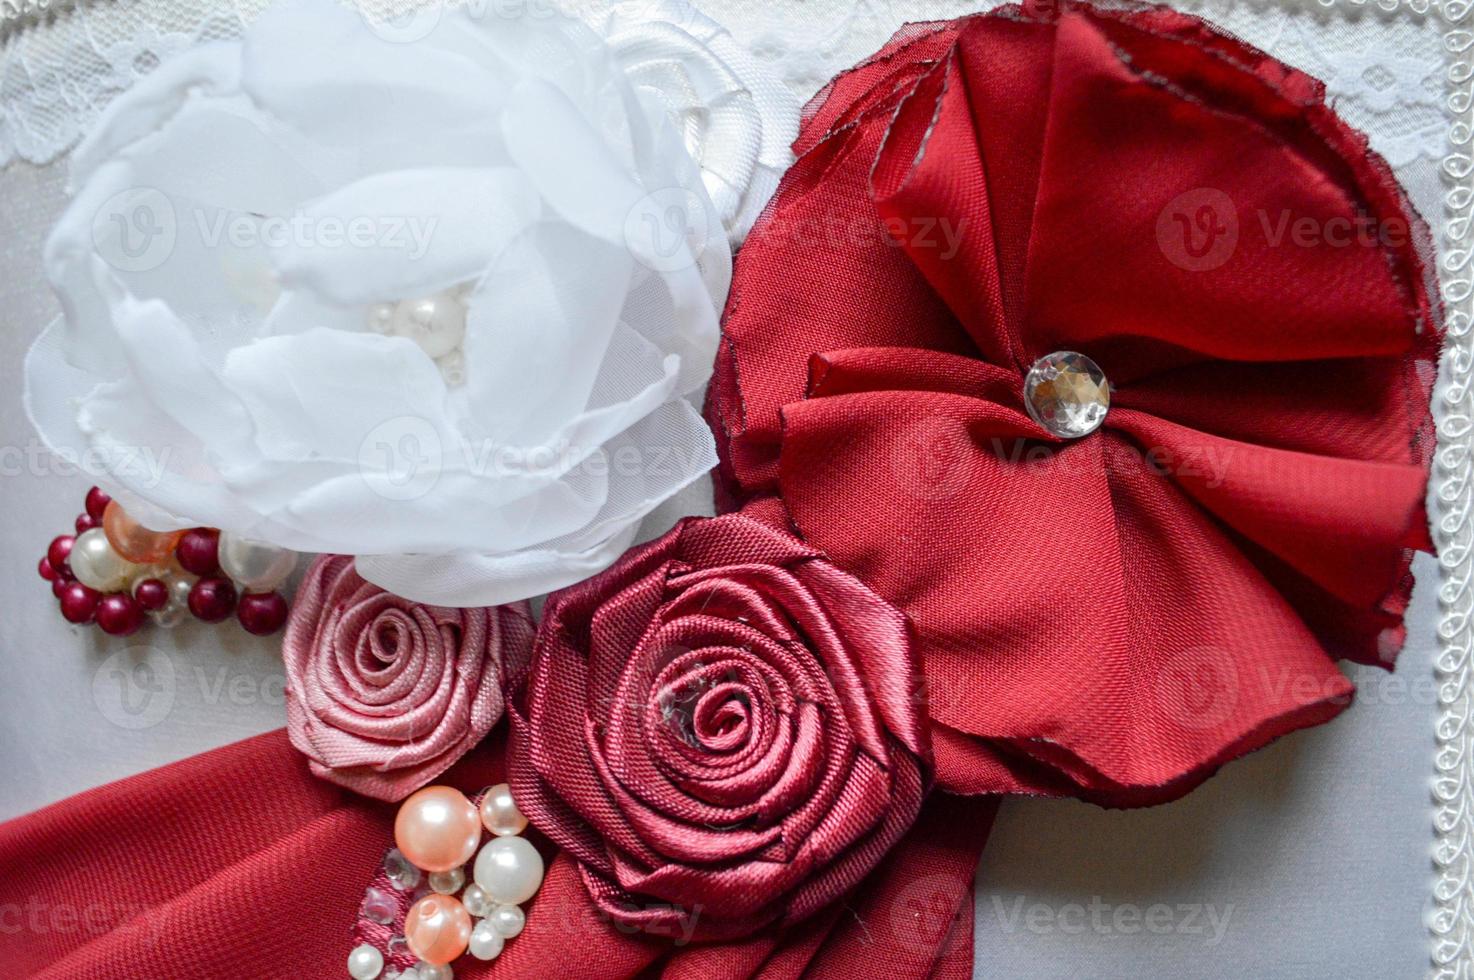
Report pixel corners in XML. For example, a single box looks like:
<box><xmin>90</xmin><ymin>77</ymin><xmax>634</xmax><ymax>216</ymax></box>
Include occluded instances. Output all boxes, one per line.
<box><xmin>0</xmin><ymin>0</ymin><xmax>1456</xmax><ymax>977</ymax></box>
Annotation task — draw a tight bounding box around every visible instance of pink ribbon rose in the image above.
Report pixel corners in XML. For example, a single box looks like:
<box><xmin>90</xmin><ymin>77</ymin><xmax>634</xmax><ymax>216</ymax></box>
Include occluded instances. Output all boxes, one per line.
<box><xmin>283</xmin><ymin>554</ymin><xmax>533</xmax><ymax>801</ymax></box>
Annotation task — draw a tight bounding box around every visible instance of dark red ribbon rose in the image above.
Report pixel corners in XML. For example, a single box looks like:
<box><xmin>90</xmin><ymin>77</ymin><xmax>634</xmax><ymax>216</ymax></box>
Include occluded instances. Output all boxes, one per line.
<box><xmin>707</xmin><ymin>0</ymin><xmax>1441</xmax><ymax>804</ymax></box>
<box><xmin>508</xmin><ymin>511</ymin><xmax>932</xmax><ymax>941</ymax></box>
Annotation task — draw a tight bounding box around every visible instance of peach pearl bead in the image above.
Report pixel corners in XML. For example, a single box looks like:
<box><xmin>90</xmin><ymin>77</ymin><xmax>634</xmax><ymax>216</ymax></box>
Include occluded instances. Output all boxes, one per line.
<box><xmin>394</xmin><ymin>786</ymin><xmax>481</xmax><ymax>873</ymax></box>
<box><xmin>102</xmin><ymin>501</ymin><xmax>183</xmax><ymax>565</ymax></box>
<box><xmin>404</xmin><ymin>894</ymin><xmax>472</xmax><ymax>965</ymax></box>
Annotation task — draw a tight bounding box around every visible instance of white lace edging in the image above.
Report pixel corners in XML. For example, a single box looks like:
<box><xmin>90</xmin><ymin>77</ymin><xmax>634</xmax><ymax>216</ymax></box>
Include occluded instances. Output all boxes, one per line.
<box><xmin>0</xmin><ymin>0</ymin><xmax>272</xmax><ymax>166</ymax></box>
<box><xmin>1431</xmin><ymin>0</ymin><xmax>1474</xmax><ymax>970</ymax></box>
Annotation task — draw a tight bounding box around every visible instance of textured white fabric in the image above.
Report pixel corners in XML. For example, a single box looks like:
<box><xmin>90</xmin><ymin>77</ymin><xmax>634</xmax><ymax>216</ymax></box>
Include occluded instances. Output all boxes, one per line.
<box><xmin>592</xmin><ymin>0</ymin><xmax>801</xmax><ymax>245</ymax></box>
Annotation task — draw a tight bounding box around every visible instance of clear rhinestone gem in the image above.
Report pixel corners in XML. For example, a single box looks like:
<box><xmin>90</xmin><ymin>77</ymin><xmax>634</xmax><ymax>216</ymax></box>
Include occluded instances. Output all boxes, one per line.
<box><xmin>382</xmin><ymin>848</ymin><xmax>422</xmax><ymax>891</ymax></box>
<box><xmin>428</xmin><ymin>867</ymin><xmax>465</xmax><ymax>895</ymax></box>
<box><xmin>1023</xmin><ymin>351</ymin><xmax>1109</xmax><ymax>438</ymax></box>
<box><xmin>360</xmin><ymin>886</ymin><xmax>397</xmax><ymax>925</ymax></box>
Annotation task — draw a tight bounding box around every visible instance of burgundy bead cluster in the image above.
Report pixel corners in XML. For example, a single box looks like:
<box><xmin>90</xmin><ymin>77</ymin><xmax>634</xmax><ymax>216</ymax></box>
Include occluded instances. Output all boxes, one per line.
<box><xmin>38</xmin><ymin>487</ymin><xmax>291</xmax><ymax>637</ymax></box>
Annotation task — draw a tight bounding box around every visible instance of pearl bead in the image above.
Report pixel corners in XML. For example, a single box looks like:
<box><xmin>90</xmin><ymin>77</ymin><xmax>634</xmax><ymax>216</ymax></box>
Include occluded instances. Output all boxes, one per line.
<box><xmin>101</xmin><ymin>500</ymin><xmax>183</xmax><ymax>564</ymax></box>
<box><xmin>428</xmin><ymin>867</ymin><xmax>464</xmax><ymax>895</ymax></box>
<box><xmin>468</xmin><ymin>919</ymin><xmax>505</xmax><ymax>961</ymax></box>
<box><xmin>436</xmin><ymin>349</ymin><xmax>466</xmax><ymax>387</ymax></box>
<box><xmin>169</xmin><ymin>575</ymin><xmax>197</xmax><ymax>608</ymax></box>
<box><xmin>70</xmin><ymin>528</ymin><xmax>133</xmax><ymax>592</ymax></box>
<box><xmin>473</xmin><ymin>836</ymin><xmax>543</xmax><ymax>906</ymax></box>
<box><xmin>174</xmin><ymin>529</ymin><xmax>219</xmax><ymax>576</ymax></box>
<box><xmin>85</xmin><ymin>486</ymin><xmax>112</xmax><ymax>521</ymax></box>
<box><xmin>395</xmin><ymin>787</ymin><xmax>481</xmax><ymax>873</ymax></box>
<box><xmin>187</xmin><ymin>577</ymin><xmax>237</xmax><ymax>623</ymax></box>
<box><xmin>479</xmin><ymin>784</ymin><xmax>528</xmax><ymax>837</ymax></box>
<box><xmin>237</xmin><ymin>591</ymin><xmax>289</xmax><ymax>636</ymax></box>
<box><xmin>59</xmin><ymin>582</ymin><xmax>100</xmax><ymax>624</ymax></box>
<box><xmin>132</xmin><ymin>578</ymin><xmax>168</xmax><ymax>611</ymax></box>
<box><xmin>489</xmin><ymin>903</ymin><xmax>525</xmax><ymax>939</ymax></box>
<box><xmin>217</xmin><ymin>533</ymin><xmax>297</xmax><ymax>593</ymax></box>
<box><xmin>417</xmin><ymin>964</ymin><xmax>452</xmax><ymax>980</ymax></box>
<box><xmin>404</xmin><ymin>894</ymin><xmax>471</xmax><ymax>965</ymax></box>
<box><xmin>47</xmin><ymin>534</ymin><xmax>75</xmax><ymax>577</ymax></box>
<box><xmin>460</xmin><ymin>884</ymin><xmax>494</xmax><ymax>918</ymax></box>
<box><xmin>390</xmin><ymin>292</ymin><xmax>465</xmax><ymax>358</ymax></box>
<box><xmin>366</xmin><ymin>302</ymin><xmax>396</xmax><ymax>334</ymax></box>
<box><xmin>347</xmin><ymin>943</ymin><xmax>384</xmax><ymax>979</ymax></box>
<box><xmin>96</xmin><ymin>594</ymin><xmax>144</xmax><ymax>636</ymax></box>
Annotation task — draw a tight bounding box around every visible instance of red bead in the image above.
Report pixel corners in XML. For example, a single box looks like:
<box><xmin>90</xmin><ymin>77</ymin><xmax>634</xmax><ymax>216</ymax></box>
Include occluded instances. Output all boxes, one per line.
<box><xmin>96</xmin><ymin>594</ymin><xmax>145</xmax><ymax>636</ymax></box>
<box><xmin>52</xmin><ymin>578</ymin><xmax>70</xmax><ymax>599</ymax></box>
<box><xmin>47</xmin><ymin>535</ymin><xmax>74</xmax><ymax>576</ymax></box>
<box><xmin>176</xmin><ymin>529</ymin><xmax>221</xmax><ymax>576</ymax></box>
<box><xmin>134</xmin><ymin>579</ymin><xmax>169</xmax><ymax>611</ymax></box>
<box><xmin>84</xmin><ymin>487</ymin><xmax>112</xmax><ymax>521</ymax></box>
<box><xmin>237</xmin><ymin>591</ymin><xmax>289</xmax><ymax>636</ymax></box>
<box><xmin>38</xmin><ymin>556</ymin><xmax>56</xmax><ymax>582</ymax></box>
<box><xmin>188</xmin><ymin>577</ymin><xmax>237</xmax><ymax>623</ymax></box>
<box><xmin>60</xmin><ymin>582</ymin><xmax>101</xmax><ymax>624</ymax></box>
<box><xmin>74</xmin><ymin>513</ymin><xmax>99</xmax><ymax>534</ymax></box>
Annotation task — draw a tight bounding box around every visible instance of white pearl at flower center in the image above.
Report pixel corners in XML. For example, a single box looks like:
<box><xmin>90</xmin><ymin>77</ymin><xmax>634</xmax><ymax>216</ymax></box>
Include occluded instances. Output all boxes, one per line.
<box><xmin>367</xmin><ymin>290</ymin><xmax>467</xmax><ymax>359</ymax></box>
<box><xmin>367</xmin><ymin>288</ymin><xmax>471</xmax><ymax>387</ymax></box>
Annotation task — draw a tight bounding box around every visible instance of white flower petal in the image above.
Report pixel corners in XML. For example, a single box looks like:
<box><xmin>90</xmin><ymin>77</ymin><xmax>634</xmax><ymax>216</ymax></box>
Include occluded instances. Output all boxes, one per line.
<box><xmin>462</xmin><ymin>221</ymin><xmax>633</xmax><ymax>446</ymax></box>
<box><xmin>357</xmin><ymin>400</ymin><xmax>716</xmax><ymax>605</ymax></box>
<box><xmin>240</xmin><ymin>1</ymin><xmax>509</xmax><ymax>173</ymax></box>
<box><xmin>221</xmin><ymin>327</ymin><xmax>452</xmax><ymax>462</ymax></box>
<box><xmin>271</xmin><ymin>167</ymin><xmax>541</xmax><ymax>305</ymax></box>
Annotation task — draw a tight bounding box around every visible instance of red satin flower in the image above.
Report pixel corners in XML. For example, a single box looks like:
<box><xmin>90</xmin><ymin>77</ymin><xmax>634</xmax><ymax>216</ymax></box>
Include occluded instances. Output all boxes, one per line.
<box><xmin>508</xmin><ymin>512</ymin><xmax>931</xmax><ymax>941</ymax></box>
<box><xmin>707</xmin><ymin>1</ymin><xmax>1441</xmax><ymax>803</ymax></box>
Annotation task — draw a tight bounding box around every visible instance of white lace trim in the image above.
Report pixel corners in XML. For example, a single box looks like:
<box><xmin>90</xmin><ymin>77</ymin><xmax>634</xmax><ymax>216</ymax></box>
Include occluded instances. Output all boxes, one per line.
<box><xmin>0</xmin><ymin>0</ymin><xmax>1457</xmax><ymax>168</ymax></box>
<box><xmin>1429</xmin><ymin>0</ymin><xmax>1474</xmax><ymax>970</ymax></box>
<box><xmin>0</xmin><ymin>0</ymin><xmax>273</xmax><ymax>166</ymax></box>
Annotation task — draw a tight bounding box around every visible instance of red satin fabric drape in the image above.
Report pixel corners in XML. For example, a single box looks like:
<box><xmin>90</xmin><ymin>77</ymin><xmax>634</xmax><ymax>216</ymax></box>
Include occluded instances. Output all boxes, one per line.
<box><xmin>0</xmin><ymin>730</ymin><xmax>995</xmax><ymax>979</ymax></box>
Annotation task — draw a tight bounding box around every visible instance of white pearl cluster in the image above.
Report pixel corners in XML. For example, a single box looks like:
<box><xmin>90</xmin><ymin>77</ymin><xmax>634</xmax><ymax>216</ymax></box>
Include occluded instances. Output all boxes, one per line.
<box><xmin>366</xmin><ymin>288</ymin><xmax>470</xmax><ymax>387</ymax></box>
<box><xmin>348</xmin><ymin>784</ymin><xmax>542</xmax><ymax>979</ymax></box>
<box><xmin>464</xmin><ymin>783</ymin><xmax>540</xmax><ymax>963</ymax></box>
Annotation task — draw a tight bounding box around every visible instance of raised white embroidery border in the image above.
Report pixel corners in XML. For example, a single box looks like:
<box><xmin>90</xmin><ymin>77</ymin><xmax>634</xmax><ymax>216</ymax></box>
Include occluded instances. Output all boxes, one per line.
<box><xmin>1429</xmin><ymin>0</ymin><xmax>1474</xmax><ymax>971</ymax></box>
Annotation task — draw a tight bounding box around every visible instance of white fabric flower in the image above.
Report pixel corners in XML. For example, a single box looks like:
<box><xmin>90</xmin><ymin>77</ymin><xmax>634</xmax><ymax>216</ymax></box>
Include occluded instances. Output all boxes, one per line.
<box><xmin>590</xmin><ymin>0</ymin><xmax>800</xmax><ymax>245</ymax></box>
<box><xmin>24</xmin><ymin>0</ymin><xmax>736</xmax><ymax>606</ymax></box>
